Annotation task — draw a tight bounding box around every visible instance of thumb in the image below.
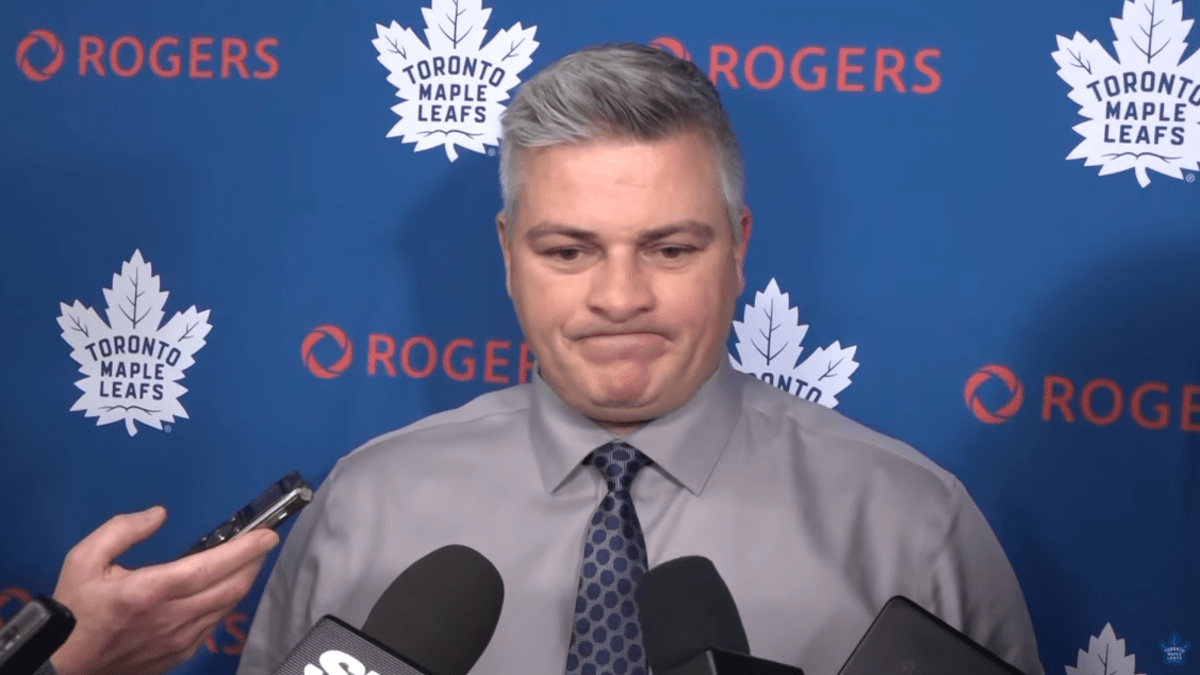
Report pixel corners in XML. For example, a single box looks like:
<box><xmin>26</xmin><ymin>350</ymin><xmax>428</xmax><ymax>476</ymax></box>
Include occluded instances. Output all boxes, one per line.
<box><xmin>74</xmin><ymin>506</ymin><xmax>168</xmax><ymax>569</ymax></box>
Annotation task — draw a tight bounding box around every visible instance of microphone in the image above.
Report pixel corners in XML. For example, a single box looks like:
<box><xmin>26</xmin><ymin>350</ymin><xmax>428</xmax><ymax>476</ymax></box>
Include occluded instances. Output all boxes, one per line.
<box><xmin>0</xmin><ymin>596</ymin><xmax>76</xmax><ymax>675</ymax></box>
<box><xmin>361</xmin><ymin>544</ymin><xmax>504</xmax><ymax>675</ymax></box>
<box><xmin>272</xmin><ymin>544</ymin><xmax>504</xmax><ymax>675</ymax></box>
<box><xmin>636</xmin><ymin>556</ymin><xmax>803</xmax><ymax>675</ymax></box>
<box><xmin>837</xmin><ymin>596</ymin><xmax>1027</xmax><ymax>675</ymax></box>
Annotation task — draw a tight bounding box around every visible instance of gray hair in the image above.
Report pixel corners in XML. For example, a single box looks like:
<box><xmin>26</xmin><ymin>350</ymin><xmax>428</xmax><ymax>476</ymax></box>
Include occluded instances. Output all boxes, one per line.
<box><xmin>499</xmin><ymin>43</ymin><xmax>745</xmax><ymax>242</ymax></box>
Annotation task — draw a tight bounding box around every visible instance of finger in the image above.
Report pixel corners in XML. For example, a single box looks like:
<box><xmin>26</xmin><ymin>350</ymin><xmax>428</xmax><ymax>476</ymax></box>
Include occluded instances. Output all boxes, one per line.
<box><xmin>133</xmin><ymin>611</ymin><xmax>231</xmax><ymax>675</ymax></box>
<box><xmin>182</xmin><ymin>606</ymin><xmax>235</xmax><ymax>655</ymax></box>
<box><xmin>68</xmin><ymin>506</ymin><xmax>167</xmax><ymax>572</ymax></box>
<box><xmin>150</xmin><ymin>529</ymin><xmax>278</xmax><ymax>600</ymax></box>
<box><xmin>151</xmin><ymin>608</ymin><xmax>229</xmax><ymax>672</ymax></box>
<box><xmin>158</xmin><ymin>570</ymin><xmax>261</xmax><ymax>665</ymax></box>
<box><xmin>110</xmin><ymin>574</ymin><xmax>255</xmax><ymax>675</ymax></box>
<box><xmin>130</xmin><ymin>632</ymin><xmax>211</xmax><ymax>675</ymax></box>
<box><xmin>98</xmin><ymin>555</ymin><xmax>263</xmax><ymax>674</ymax></box>
<box><xmin>174</xmin><ymin>549</ymin><xmax>270</xmax><ymax>618</ymax></box>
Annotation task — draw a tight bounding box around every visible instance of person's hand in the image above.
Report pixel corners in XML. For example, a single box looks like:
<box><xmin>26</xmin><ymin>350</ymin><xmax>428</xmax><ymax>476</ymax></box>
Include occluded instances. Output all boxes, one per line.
<box><xmin>48</xmin><ymin>505</ymin><xmax>279</xmax><ymax>675</ymax></box>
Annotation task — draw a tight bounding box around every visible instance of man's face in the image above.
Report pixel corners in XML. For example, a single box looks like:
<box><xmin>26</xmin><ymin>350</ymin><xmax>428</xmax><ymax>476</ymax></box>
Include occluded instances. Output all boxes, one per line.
<box><xmin>498</xmin><ymin>129</ymin><xmax>751</xmax><ymax>429</ymax></box>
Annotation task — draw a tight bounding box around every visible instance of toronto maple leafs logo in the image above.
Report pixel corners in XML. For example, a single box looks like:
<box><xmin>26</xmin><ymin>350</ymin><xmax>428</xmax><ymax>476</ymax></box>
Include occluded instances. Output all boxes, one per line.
<box><xmin>57</xmin><ymin>251</ymin><xmax>211</xmax><ymax>436</ymax></box>
<box><xmin>1067</xmin><ymin>624</ymin><xmax>1146</xmax><ymax>675</ymax></box>
<box><xmin>1161</xmin><ymin>632</ymin><xmax>1190</xmax><ymax>665</ymax></box>
<box><xmin>729</xmin><ymin>279</ymin><xmax>859</xmax><ymax>408</ymax></box>
<box><xmin>1052</xmin><ymin>0</ymin><xmax>1200</xmax><ymax>186</ymax></box>
<box><xmin>373</xmin><ymin>0</ymin><xmax>539</xmax><ymax>161</ymax></box>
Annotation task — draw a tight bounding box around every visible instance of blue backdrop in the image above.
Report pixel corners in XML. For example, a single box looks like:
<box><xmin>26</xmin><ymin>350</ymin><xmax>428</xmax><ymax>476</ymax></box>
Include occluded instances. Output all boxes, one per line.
<box><xmin>3</xmin><ymin>0</ymin><xmax>1199</xmax><ymax>673</ymax></box>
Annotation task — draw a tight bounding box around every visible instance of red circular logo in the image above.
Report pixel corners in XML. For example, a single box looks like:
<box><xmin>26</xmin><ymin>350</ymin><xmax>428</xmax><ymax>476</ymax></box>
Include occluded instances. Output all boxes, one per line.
<box><xmin>301</xmin><ymin>325</ymin><xmax>353</xmax><ymax>379</ymax></box>
<box><xmin>964</xmin><ymin>365</ymin><xmax>1024</xmax><ymax>424</ymax></box>
<box><xmin>16</xmin><ymin>30</ymin><xmax>64</xmax><ymax>82</ymax></box>
<box><xmin>650</xmin><ymin>37</ymin><xmax>692</xmax><ymax>61</ymax></box>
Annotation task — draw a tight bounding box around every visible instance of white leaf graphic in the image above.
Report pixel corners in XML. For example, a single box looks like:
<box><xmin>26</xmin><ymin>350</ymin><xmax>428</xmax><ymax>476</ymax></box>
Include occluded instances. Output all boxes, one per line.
<box><xmin>1065</xmin><ymin>624</ymin><xmax>1144</xmax><ymax>675</ymax></box>
<box><xmin>793</xmin><ymin>341</ymin><xmax>859</xmax><ymax>409</ymax></box>
<box><xmin>476</xmin><ymin>21</ymin><xmax>539</xmax><ymax>102</ymax></box>
<box><xmin>422</xmin><ymin>0</ymin><xmax>491</xmax><ymax>52</ymax></box>
<box><xmin>1110</xmin><ymin>0</ymin><xmax>1192</xmax><ymax>67</ymax></box>
<box><xmin>102</xmin><ymin>251</ymin><xmax>168</xmax><ymax>333</ymax></box>
<box><xmin>1052</xmin><ymin>33</ymin><xmax>1119</xmax><ymax>93</ymax></box>
<box><xmin>729</xmin><ymin>279</ymin><xmax>859</xmax><ymax>409</ymax></box>
<box><xmin>57</xmin><ymin>250</ymin><xmax>210</xmax><ymax>436</ymax></box>
<box><xmin>730</xmin><ymin>279</ymin><xmax>807</xmax><ymax>373</ymax></box>
<box><xmin>1052</xmin><ymin>0</ymin><xmax>1200</xmax><ymax>186</ymax></box>
<box><xmin>373</xmin><ymin>0</ymin><xmax>539</xmax><ymax>161</ymax></box>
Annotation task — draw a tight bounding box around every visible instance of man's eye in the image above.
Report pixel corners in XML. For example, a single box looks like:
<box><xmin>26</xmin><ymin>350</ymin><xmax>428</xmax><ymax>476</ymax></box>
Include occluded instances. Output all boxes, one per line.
<box><xmin>553</xmin><ymin>248</ymin><xmax>581</xmax><ymax>261</ymax></box>
<box><xmin>658</xmin><ymin>246</ymin><xmax>692</xmax><ymax>259</ymax></box>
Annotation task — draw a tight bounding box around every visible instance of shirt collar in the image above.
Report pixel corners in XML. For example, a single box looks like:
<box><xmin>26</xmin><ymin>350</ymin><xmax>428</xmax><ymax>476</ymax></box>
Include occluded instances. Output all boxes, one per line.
<box><xmin>529</xmin><ymin>358</ymin><xmax>745</xmax><ymax>496</ymax></box>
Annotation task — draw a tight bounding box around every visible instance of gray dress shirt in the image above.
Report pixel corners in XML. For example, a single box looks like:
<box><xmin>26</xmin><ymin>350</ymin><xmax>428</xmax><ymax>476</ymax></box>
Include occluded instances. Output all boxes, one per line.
<box><xmin>236</xmin><ymin>360</ymin><xmax>1043</xmax><ymax>675</ymax></box>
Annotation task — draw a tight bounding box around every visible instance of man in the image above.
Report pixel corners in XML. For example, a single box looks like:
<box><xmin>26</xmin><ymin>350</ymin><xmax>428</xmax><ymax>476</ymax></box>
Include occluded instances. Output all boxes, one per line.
<box><xmin>237</xmin><ymin>44</ymin><xmax>1043</xmax><ymax>675</ymax></box>
<box><xmin>36</xmin><ymin>506</ymin><xmax>277</xmax><ymax>675</ymax></box>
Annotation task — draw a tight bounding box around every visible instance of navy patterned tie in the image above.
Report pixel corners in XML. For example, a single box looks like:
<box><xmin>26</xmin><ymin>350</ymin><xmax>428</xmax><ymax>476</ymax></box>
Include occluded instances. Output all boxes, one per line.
<box><xmin>565</xmin><ymin>442</ymin><xmax>652</xmax><ymax>675</ymax></box>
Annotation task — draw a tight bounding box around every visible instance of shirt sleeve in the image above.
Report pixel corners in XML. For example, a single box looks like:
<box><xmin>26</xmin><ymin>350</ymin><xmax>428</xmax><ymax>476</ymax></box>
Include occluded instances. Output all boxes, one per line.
<box><xmin>922</xmin><ymin>479</ymin><xmax>1045</xmax><ymax>675</ymax></box>
<box><xmin>235</xmin><ymin>461</ymin><xmax>346</xmax><ymax>675</ymax></box>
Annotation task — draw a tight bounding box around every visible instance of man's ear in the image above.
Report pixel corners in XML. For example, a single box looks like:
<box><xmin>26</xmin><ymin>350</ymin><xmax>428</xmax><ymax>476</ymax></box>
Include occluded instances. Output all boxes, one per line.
<box><xmin>734</xmin><ymin>207</ymin><xmax>753</xmax><ymax>294</ymax></box>
<box><xmin>496</xmin><ymin>212</ymin><xmax>513</xmax><ymax>298</ymax></box>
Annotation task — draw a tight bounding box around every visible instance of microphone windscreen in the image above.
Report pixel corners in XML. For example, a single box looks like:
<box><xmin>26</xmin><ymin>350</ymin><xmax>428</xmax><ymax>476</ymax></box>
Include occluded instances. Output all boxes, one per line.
<box><xmin>635</xmin><ymin>556</ymin><xmax>751</xmax><ymax>674</ymax></box>
<box><xmin>361</xmin><ymin>544</ymin><xmax>504</xmax><ymax>675</ymax></box>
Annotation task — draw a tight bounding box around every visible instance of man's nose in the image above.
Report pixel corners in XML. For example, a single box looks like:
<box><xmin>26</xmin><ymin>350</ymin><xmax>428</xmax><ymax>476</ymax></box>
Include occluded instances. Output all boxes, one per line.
<box><xmin>586</xmin><ymin>252</ymin><xmax>654</xmax><ymax>322</ymax></box>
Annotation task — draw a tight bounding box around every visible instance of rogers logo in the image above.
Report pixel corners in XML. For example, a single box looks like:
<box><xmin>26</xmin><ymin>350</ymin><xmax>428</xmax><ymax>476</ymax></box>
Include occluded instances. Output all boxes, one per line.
<box><xmin>964</xmin><ymin>365</ymin><xmax>1025</xmax><ymax>424</ymax></box>
<box><xmin>0</xmin><ymin>586</ymin><xmax>33</xmax><ymax>624</ymax></box>
<box><xmin>15</xmin><ymin>32</ymin><xmax>278</xmax><ymax>80</ymax></box>
<box><xmin>16</xmin><ymin>30</ymin><xmax>65</xmax><ymax>81</ymax></box>
<box><xmin>965</xmin><ymin>364</ymin><xmax>1200</xmax><ymax>432</ymax></box>
<box><xmin>650</xmin><ymin>36</ymin><xmax>941</xmax><ymax>94</ymax></box>
<box><xmin>302</xmin><ymin>325</ymin><xmax>354</xmax><ymax>379</ymax></box>
<box><xmin>301</xmin><ymin>327</ymin><xmax>535</xmax><ymax>385</ymax></box>
<box><xmin>650</xmin><ymin>37</ymin><xmax>692</xmax><ymax>61</ymax></box>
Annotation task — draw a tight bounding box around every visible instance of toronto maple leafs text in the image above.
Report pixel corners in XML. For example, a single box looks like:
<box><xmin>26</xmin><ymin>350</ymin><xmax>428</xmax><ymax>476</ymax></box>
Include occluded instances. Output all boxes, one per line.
<box><xmin>373</xmin><ymin>1</ymin><xmax>539</xmax><ymax>161</ymax></box>
<box><xmin>400</xmin><ymin>55</ymin><xmax>505</xmax><ymax>124</ymax></box>
<box><xmin>1052</xmin><ymin>0</ymin><xmax>1200</xmax><ymax>185</ymax></box>
<box><xmin>1086</xmin><ymin>71</ymin><xmax>1199</xmax><ymax>146</ymax></box>
<box><xmin>58</xmin><ymin>250</ymin><xmax>210</xmax><ymax>435</ymax></box>
<box><xmin>81</xmin><ymin>334</ymin><xmax>181</xmax><ymax>401</ymax></box>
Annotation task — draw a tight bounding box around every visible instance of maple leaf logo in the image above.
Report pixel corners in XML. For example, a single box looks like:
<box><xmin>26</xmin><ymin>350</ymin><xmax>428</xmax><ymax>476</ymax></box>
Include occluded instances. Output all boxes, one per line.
<box><xmin>1160</xmin><ymin>631</ymin><xmax>1190</xmax><ymax>665</ymax></box>
<box><xmin>1066</xmin><ymin>624</ymin><xmax>1145</xmax><ymax>675</ymax></box>
<box><xmin>1052</xmin><ymin>0</ymin><xmax>1200</xmax><ymax>186</ymax></box>
<box><xmin>373</xmin><ymin>0</ymin><xmax>539</xmax><ymax>161</ymax></box>
<box><xmin>729</xmin><ymin>279</ymin><xmax>859</xmax><ymax>408</ymax></box>
<box><xmin>57</xmin><ymin>250</ymin><xmax>211</xmax><ymax>436</ymax></box>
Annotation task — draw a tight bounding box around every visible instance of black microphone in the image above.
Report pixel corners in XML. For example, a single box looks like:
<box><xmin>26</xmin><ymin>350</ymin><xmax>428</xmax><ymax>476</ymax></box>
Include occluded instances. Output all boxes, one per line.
<box><xmin>0</xmin><ymin>596</ymin><xmax>75</xmax><ymax>675</ymax></box>
<box><xmin>271</xmin><ymin>544</ymin><xmax>504</xmax><ymax>675</ymax></box>
<box><xmin>636</xmin><ymin>556</ymin><xmax>803</xmax><ymax>675</ymax></box>
<box><xmin>361</xmin><ymin>544</ymin><xmax>504</xmax><ymax>675</ymax></box>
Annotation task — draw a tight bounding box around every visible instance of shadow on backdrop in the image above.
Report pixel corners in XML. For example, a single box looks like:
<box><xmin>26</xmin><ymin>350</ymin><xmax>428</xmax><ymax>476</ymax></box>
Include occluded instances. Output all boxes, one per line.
<box><xmin>953</xmin><ymin>237</ymin><xmax>1200</xmax><ymax>672</ymax></box>
<box><xmin>393</xmin><ymin>150</ymin><xmax>525</xmax><ymax>417</ymax></box>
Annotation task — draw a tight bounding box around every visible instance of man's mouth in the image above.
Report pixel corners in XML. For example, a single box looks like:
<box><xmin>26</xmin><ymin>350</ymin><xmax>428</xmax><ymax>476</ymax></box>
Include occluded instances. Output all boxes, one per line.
<box><xmin>575</xmin><ymin>332</ymin><xmax>668</xmax><ymax>360</ymax></box>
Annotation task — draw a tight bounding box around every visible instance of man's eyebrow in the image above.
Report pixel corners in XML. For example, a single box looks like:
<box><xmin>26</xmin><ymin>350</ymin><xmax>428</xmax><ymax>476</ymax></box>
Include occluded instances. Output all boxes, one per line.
<box><xmin>525</xmin><ymin>223</ymin><xmax>601</xmax><ymax>243</ymax></box>
<box><xmin>636</xmin><ymin>221</ymin><xmax>716</xmax><ymax>245</ymax></box>
<box><xmin>523</xmin><ymin>220</ymin><xmax>718</xmax><ymax>245</ymax></box>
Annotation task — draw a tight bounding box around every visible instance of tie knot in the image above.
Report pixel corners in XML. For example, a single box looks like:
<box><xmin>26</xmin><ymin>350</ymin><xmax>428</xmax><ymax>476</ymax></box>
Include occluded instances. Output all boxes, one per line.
<box><xmin>587</xmin><ymin>442</ymin><xmax>651</xmax><ymax>493</ymax></box>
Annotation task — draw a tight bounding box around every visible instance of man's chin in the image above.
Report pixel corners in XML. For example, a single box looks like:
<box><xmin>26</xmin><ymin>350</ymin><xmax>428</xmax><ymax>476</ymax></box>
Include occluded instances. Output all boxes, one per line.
<box><xmin>581</xmin><ymin>386</ymin><xmax>677</xmax><ymax>427</ymax></box>
<box><xmin>587</xmin><ymin>368</ymin><xmax>658</xmax><ymax>409</ymax></box>
<box><xmin>548</xmin><ymin>360</ymin><xmax>688</xmax><ymax>425</ymax></box>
